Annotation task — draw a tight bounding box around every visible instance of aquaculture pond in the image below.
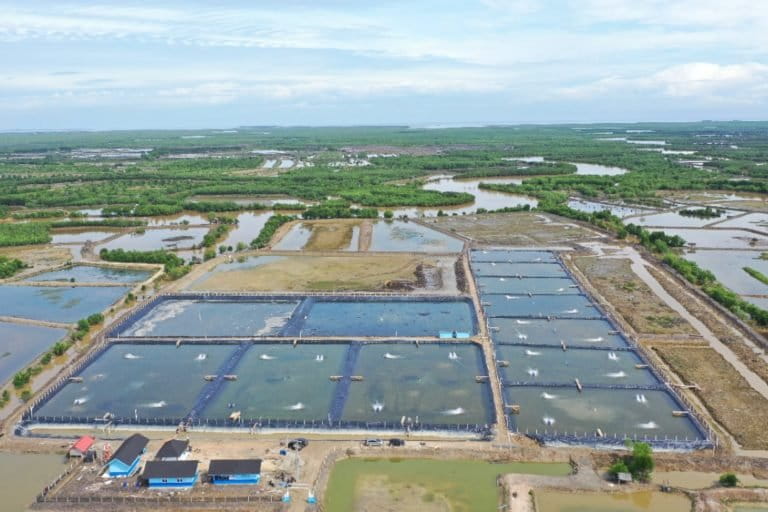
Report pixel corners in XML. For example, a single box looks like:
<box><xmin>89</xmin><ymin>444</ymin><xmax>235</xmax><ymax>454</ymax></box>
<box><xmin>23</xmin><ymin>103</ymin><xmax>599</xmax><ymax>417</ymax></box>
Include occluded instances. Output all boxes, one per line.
<box><xmin>495</xmin><ymin>346</ymin><xmax>657</xmax><ymax>386</ymax></box>
<box><xmin>481</xmin><ymin>294</ymin><xmax>597</xmax><ymax>319</ymax></box>
<box><xmin>368</xmin><ymin>221</ymin><xmax>464</xmax><ymax>253</ymax></box>
<box><xmin>298</xmin><ymin>299</ymin><xmax>476</xmax><ymax>337</ymax></box>
<box><xmin>567</xmin><ymin>199</ymin><xmax>654</xmax><ymax>218</ymax></box>
<box><xmin>0</xmin><ymin>322</ymin><xmax>67</xmax><ymax>384</ymax></box>
<box><xmin>98</xmin><ymin>227</ymin><xmax>209</xmax><ymax>251</ymax></box>
<box><xmin>25</xmin><ymin>265</ymin><xmax>153</xmax><ymax>284</ymax></box>
<box><xmin>50</xmin><ymin>230</ymin><xmax>120</xmax><ymax>244</ymax></box>
<box><xmin>628</xmin><ymin>210</ymin><xmax>737</xmax><ymax>228</ymax></box>
<box><xmin>0</xmin><ymin>453</ymin><xmax>66</xmax><ymax>512</ymax></box>
<box><xmin>421</xmin><ymin>175</ymin><xmax>538</xmax><ymax>213</ymax></box>
<box><xmin>221</xmin><ymin>211</ymin><xmax>272</xmax><ymax>248</ymax></box>
<box><xmin>685</xmin><ymin>250</ymin><xmax>768</xmax><ymax>296</ymax></box>
<box><xmin>535</xmin><ymin>490</ymin><xmax>691</xmax><ymax>512</ymax></box>
<box><xmin>190</xmin><ymin>255</ymin><xmax>286</xmax><ymax>288</ymax></box>
<box><xmin>32</xmin><ymin>344</ymin><xmax>234</xmax><ymax>421</ymax></box>
<box><xmin>647</xmin><ymin>228</ymin><xmax>768</xmax><ymax>249</ymax></box>
<box><xmin>472</xmin><ymin>262</ymin><xmax>567</xmax><ymax>277</ymax></box>
<box><xmin>505</xmin><ymin>387</ymin><xmax>703</xmax><ymax>441</ymax></box>
<box><xmin>202</xmin><ymin>344</ymin><xmax>348</xmax><ymax>422</ymax></box>
<box><xmin>489</xmin><ymin>318</ymin><xmax>629</xmax><ymax>348</ymax></box>
<box><xmin>715</xmin><ymin>212</ymin><xmax>768</xmax><ymax>233</ymax></box>
<box><xmin>272</xmin><ymin>222</ymin><xmax>313</xmax><ymax>250</ymax></box>
<box><xmin>325</xmin><ymin>458</ymin><xmax>571</xmax><ymax>512</ymax></box>
<box><xmin>0</xmin><ymin>285</ymin><xmax>129</xmax><ymax>323</ymax></box>
<box><xmin>118</xmin><ymin>299</ymin><xmax>299</xmax><ymax>337</ymax></box>
<box><xmin>341</xmin><ymin>343</ymin><xmax>491</xmax><ymax>427</ymax></box>
<box><xmin>471</xmin><ymin>249</ymin><xmax>556</xmax><ymax>262</ymax></box>
<box><xmin>476</xmin><ymin>276</ymin><xmax>579</xmax><ymax>295</ymax></box>
<box><xmin>273</xmin><ymin>221</ymin><xmax>360</xmax><ymax>251</ymax></box>
<box><xmin>145</xmin><ymin>213</ymin><xmax>208</xmax><ymax>226</ymax></box>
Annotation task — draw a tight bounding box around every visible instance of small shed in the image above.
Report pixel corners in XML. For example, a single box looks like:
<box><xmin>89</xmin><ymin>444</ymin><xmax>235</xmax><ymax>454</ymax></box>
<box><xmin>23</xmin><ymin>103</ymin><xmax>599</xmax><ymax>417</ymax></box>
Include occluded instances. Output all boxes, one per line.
<box><xmin>208</xmin><ymin>459</ymin><xmax>262</xmax><ymax>485</ymax></box>
<box><xmin>155</xmin><ymin>439</ymin><xmax>190</xmax><ymax>461</ymax></box>
<box><xmin>107</xmin><ymin>433</ymin><xmax>149</xmax><ymax>477</ymax></box>
<box><xmin>142</xmin><ymin>460</ymin><xmax>199</xmax><ymax>488</ymax></box>
<box><xmin>617</xmin><ymin>472</ymin><xmax>633</xmax><ymax>484</ymax></box>
<box><xmin>69</xmin><ymin>435</ymin><xmax>95</xmax><ymax>458</ymax></box>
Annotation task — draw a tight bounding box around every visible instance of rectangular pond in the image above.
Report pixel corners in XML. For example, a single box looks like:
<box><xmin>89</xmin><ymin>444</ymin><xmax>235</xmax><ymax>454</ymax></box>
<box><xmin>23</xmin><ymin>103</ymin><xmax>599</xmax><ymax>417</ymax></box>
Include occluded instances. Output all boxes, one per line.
<box><xmin>51</xmin><ymin>230</ymin><xmax>121</xmax><ymax>244</ymax></box>
<box><xmin>25</xmin><ymin>265</ymin><xmax>153</xmax><ymax>284</ymax></box>
<box><xmin>32</xmin><ymin>344</ymin><xmax>235</xmax><ymax>421</ymax></box>
<box><xmin>472</xmin><ymin>262</ymin><xmax>567</xmax><ymax>277</ymax></box>
<box><xmin>119</xmin><ymin>299</ymin><xmax>299</xmax><ymax>337</ymax></box>
<box><xmin>476</xmin><ymin>277</ymin><xmax>579</xmax><ymax>295</ymax></box>
<box><xmin>221</xmin><ymin>212</ymin><xmax>272</xmax><ymax>248</ymax></box>
<box><xmin>488</xmin><ymin>318</ymin><xmax>628</xmax><ymax>348</ymax></box>
<box><xmin>98</xmin><ymin>227</ymin><xmax>209</xmax><ymax>251</ymax></box>
<box><xmin>495</xmin><ymin>345</ymin><xmax>657</xmax><ymax>386</ymax></box>
<box><xmin>202</xmin><ymin>343</ymin><xmax>348</xmax><ymax>422</ymax></box>
<box><xmin>368</xmin><ymin>221</ymin><xmax>464</xmax><ymax>253</ymax></box>
<box><xmin>685</xmin><ymin>250</ymin><xmax>768</xmax><ymax>296</ymax></box>
<box><xmin>471</xmin><ymin>250</ymin><xmax>557</xmax><ymax>263</ymax></box>
<box><xmin>481</xmin><ymin>294</ymin><xmax>597</xmax><ymax>319</ymax></box>
<box><xmin>341</xmin><ymin>343</ymin><xmax>492</xmax><ymax>427</ymax></box>
<box><xmin>298</xmin><ymin>298</ymin><xmax>476</xmax><ymax>337</ymax></box>
<box><xmin>647</xmin><ymin>228</ymin><xmax>768</xmax><ymax>249</ymax></box>
<box><xmin>0</xmin><ymin>321</ymin><xmax>67</xmax><ymax>384</ymax></box>
<box><xmin>505</xmin><ymin>387</ymin><xmax>703</xmax><ymax>441</ymax></box>
<box><xmin>0</xmin><ymin>285</ymin><xmax>129</xmax><ymax>323</ymax></box>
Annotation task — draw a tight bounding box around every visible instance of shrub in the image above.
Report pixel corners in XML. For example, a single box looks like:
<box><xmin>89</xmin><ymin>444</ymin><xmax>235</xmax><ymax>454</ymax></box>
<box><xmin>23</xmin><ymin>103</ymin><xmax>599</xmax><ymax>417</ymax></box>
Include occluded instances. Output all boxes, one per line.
<box><xmin>719</xmin><ymin>473</ymin><xmax>739</xmax><ymax>487</ymax></box>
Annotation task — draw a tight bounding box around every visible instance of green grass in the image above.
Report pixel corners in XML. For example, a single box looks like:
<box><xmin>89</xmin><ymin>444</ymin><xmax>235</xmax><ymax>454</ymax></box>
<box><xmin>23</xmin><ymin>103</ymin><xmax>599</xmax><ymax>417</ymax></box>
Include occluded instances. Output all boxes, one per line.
<box><xmin>324</xmin><ymin>458</ymin><xmax>570</xmax><ymax>512</ymax></box>
<box><xmin>744</xmin><ymin>267</ymin><xmax>768</xmax><ymax>286</ymax></box>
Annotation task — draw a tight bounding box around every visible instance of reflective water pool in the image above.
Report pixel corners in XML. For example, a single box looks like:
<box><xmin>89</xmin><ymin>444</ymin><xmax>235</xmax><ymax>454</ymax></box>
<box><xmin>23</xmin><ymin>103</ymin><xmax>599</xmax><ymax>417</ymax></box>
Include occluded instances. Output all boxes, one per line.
<box><xmin>120</xmin><ymin>299</ymin><xmax>299</xmax><ymax>337</ymax></box>
<box><xmin>369</xmin><ymin>221</ymin><xmax>464</xmax><ymax>253</ymax></box>
<box><xmin>476</xmin><ymin>277</ymin><xmax>579</xmax><ymax>295</ymax></box>
<box><xmin>473</xmin><ymin>262</ymin><xmax>567</xmax><ymax>277</ymax></box>
<box><xmin>647</xmin><ymin>228</ymin><xmax>768</xmax><ymax>249</ymax></box>
<box><xmin>495</xmin><ymin>345</ymin><xmax>657</xmax><ymax>386</ymax></box>
<box><xmin>26</xmin><ymin>265</ymin><xmax>152</xmax><ymax>284</ymax></box>
<box><xmin>51</xmin><ymin>230</ymin><xmax>120</xmax><ymax>244</ymax></box>
<box><xmin>488</xmin><ymin>318</ymin><xmax>628</xmax><ymax>348</ymax></box>
<box><xmin>481</xmin><ymin>294</ymin><xmax>597</xmax><ymax>318</ymax></box>
<box><xmin>341</xmin><ymin>343</ymin><xmax>491</xmax><ymax>426</ymax></box>
<box><xmin>33</xmin><ymin>344</ymin><xmax>234</xmax><ymax>420</ymax></box>
<box><xmin>221</xmin><ymin>211</ymin><xmax>273</xmax><ymax>248</ymax></box>
<box><xmin>686</xmin><ymin>250</ymin><xmax>768</xmax><ymax>296</ymax></box>
<box><xmin>98</xmin><ymin>227</ymin><xmax>209</xmax><ymax>251</ymax></box>
<box><xmin>0</xmin><ymin>285</ymin><xmax>129</xmax><ymax>323</ymax></box>
<box><xmin>535</xmin><ymin>490</ymin><xmax>691</xmax><ymax>512</ymax></box>
<box><xmin>471</xmin><ymin>250</ymin><xmax>557</xmax><ymax>263</ymax></box>
<box><xmin>506</xmin><ymin>387</ymin><xmax>703</xmax><ymax>440</ymax></box>
<box><xmin>0</xmin><ymin>321</ymin><xmax>67</xmax><ymax>384</ymax></box>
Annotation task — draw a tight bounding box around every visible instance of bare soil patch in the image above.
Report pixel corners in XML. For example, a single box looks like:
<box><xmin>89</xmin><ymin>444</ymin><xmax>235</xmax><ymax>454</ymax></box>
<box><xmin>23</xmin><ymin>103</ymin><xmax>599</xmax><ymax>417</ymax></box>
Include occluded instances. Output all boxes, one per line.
<box><xmin>654</xmin><ymin>346</ymin><xmax>768</xmax><ymax>450</ymax></box>
<box><xmin>431</xmin><ymin>212</ymin><xmax>602</xmax><ymax>246</ymax></box>
<box><xmin>573</xmin><ymin>257</ymin><xmax>696</xmax><ymax>336</ymax></box>
<box><xmin>191</xmin><ymin>254</ymin><xmax>456</xmax><ymax>292</ymax></box>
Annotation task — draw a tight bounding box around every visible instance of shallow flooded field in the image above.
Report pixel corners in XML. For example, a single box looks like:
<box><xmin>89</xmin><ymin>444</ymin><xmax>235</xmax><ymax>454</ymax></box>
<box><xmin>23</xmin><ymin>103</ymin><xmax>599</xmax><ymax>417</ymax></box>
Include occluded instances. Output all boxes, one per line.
<box><xmin>0</xmin><ymin>452</ymin><xmax>66</xmax><ymax>512</ymax></box>
<box><xmin>50</xmin><ymin>230</ymin><xmax>119</xmax><ymax>244</ymax></box>
<box><xmin>203</xmin><ymin>343</ymin><xmax>348</xmax><ymax>422</ymax></box>
<box><xmin>629</xmin><ymin>210</ymin><xmax>737</xmax><ymax>228</ymax></box>
<box><xmin>488</xmin><ymin>318</ymin><xmax>628</xmax><ymax>348</ymax></box>
<box><xmin>25</xmin><ymin>265</ymin><xmax>152</xmax><ymax>284</ymax></box>
<box><xmin>221</xmin><ymin>211</ymin><xmax>272</xmax><ymax>248</ymax></box>
<box><xmin>567</xmin><ymin>199</ymin><xmax>653</xmax><ymax>218</ymax></box>
<box><xmin>715</xmin><ymin>212</ymin><xmax>768</xmax><ymax>233</ymax></box>
<box><xmin>368</xmin><ymin>221</ymin><xmax>464</xmax><ymax>253</ymax></box>
<box><xmin>120</xmin><ymin>299</ymin><xmax>299</xmax><ymax>337</ymax></box>
<box><xmin>686</xmin><ymin>250</ymin><xmax>768</xmax><ymax>296</ymax></box>
<box><xmin>98</xmin><ymin>227</ymin><xmax>209</xmax><ymax>251</ymax></box>
<box><xmin>648</xmin><ymin>228</ymin><xmax>768</xmax><ymax>249</ymax></box>
<box><xmin>0</xmin><ymin>285</ymin><xmax>129</xmax><ymax>323</ymax></box>
<box><xmin>33</xmin><ymin>344</ymin><xmax>233</xmax><ymax>420</ymax></box>
<box><xmin>506</xmin><ymin>386</ymin><xmax>703</xmax><ymax>440</ymax></box>
<box><xmin>342</xmin><ymin>343</ymin><xmax>491</xmax><ymax>426</ymax></box>
<box><xmin>0</xmin><ymin>321</ymin><xmax>67</xmax><ymax>384</ymax></box>
<box><xmin>422</xmin><ymin>175</ymin><xmax>538</xmax><ymax>213</ymax></box>
<box><xmin>496</xmin><ymin>345</ymin><xmax>656</xmax><ymax>386</ymax></box>
<box><xmin>535</xmin><ymin>489</ymin><xmax>691</xmax><ymax>512</ymax></box>
<box><xmin>325</xmin><ymin>458</ymin><xmax>570</xmax><ymax>512</ymax></box>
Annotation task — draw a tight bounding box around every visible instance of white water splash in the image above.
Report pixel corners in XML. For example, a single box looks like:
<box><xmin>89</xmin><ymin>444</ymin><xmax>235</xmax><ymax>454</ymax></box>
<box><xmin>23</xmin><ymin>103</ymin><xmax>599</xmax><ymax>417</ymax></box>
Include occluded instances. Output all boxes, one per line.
<box><xmin>286</xmin><ymin>402</ymin><xmax>305</xmax><ymax>411</ymax></box>
<box><xmin>315</xmin><ymin>354</ymin><xmax>324</xmax><ymax>362</ymax></box>
<box><xmin>442</xmin><ymin>407</ymin><xmax>465</xmax><ymax>416</ymax></box>
<box><xmin>372</xmin><ymin>401</ymin><xmax>384</xmax><ymax>412</ymax></box>
<box><xmin>637</xmin><ymin>421</ymin><xmax>658</xmax><ymax>429</ymax></box>
<box><xmin>542</xmin><ymin>416</ymin><xmax>556</xmax><ymax>426</ymax></box>
<box><xmin>541</xmin><ymin>392</ymin><xmax>557</xmax><ymax>400</ymax></box>
<box><xmin>636</xmin><ymin>394</ymin><xmax>648</xmax><ymax>404</ymax></box>
<box><xmin>259</xmin><ymin>354</ymin><xmax>276</xmax><ymax>360</ymax></box>
<box><xmin>563</xmin><ymin>309</ymin><xmax>578</xmax><ymax>314</ymax></box>
<box><xmin>123</xmin><ymin>353</ymin><xmax>142</xmax><ymax>360</ymax></box>
<box><xmin>505</xmin><ymin>295</ymin><xmax>519</xmax><ymax>300</ymax></box>
<box><xmin>448</xmin><ymin>352</ymin><xmax>459</xmax><ymax>360</ymax></box>
<box><xmin>143</xmin><ymin>401</ymin><xmax>167</xmax><ymax>408</ymax></box>
<box><xmin>515</xmin><ymin>319</ymin><xmax>530</xmax><ymax>325</ymax></box>
<box><xmin>607</xmin><ymin>352</ymin><xmax>619</xmax><ymax>361</ymax></box>
<box><xmin>195</xmin><ymin>353</ymin><xmax>207</xmax><ymax>361</ymax></box>
<box><xmin>517</xmin><ymin>333</ymin><xmax>528</xmax><ymax>340</ymax></box>
<box><xmin>527</xmin><ymin>368</ymin><xmax>539</xmax><ymax>377</ymax></box>
<box><xmin>255</xmin><ymin>311</ymin><xmax>293</xmax><ymax>336</ymax></box>
<box><xmin>584</xmin><ymin>337</ymin><xmax>604</xmax><ymax>343</ymax></box>
<box><xmin>73</xmin><ymin>397</ymin><xmax>88</xmax><ymax>406</ymax></box>
<box><xmin>126</xmin><ymin>300</ymin><xmax>192</xmax><ymax>337</ymax></box>
<box><xmin>525</xmin><ymin>349</ymin><xmax>541</xmax><ymax>356</ymax></box>
<box><xmin>605</xmin><ymin>371</ymin><xmax>627</xmax><ymax>378</ymax></box>
<box><xmin>384</xmin><ymin>352</ymin><xmax>402</xmax><ymax>360</ymax></box>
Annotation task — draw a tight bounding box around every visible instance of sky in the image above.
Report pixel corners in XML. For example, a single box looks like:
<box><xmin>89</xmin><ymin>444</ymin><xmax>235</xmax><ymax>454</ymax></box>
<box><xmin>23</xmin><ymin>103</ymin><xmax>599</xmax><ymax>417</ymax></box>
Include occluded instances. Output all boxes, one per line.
<box><xmin>1</xmin><ymin>0</ymin><xmax>767</xmax><ymax>129</ymax></box>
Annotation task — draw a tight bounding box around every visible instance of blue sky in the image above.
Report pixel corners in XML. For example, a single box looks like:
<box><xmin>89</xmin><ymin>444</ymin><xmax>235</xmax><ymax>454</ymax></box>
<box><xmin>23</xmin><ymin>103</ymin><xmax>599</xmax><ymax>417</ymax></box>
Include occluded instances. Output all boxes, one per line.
<box><xmin>1</xmin><ymin>0</ymin><xmax>767</xmax><ymax>129</ymax></box>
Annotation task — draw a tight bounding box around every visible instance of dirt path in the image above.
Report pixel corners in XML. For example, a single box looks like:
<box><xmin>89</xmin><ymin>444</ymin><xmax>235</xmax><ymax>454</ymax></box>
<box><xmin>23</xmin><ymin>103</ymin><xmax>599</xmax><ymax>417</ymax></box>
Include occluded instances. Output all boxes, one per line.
<box><xmin>358</xmin><ymin>220</ymin><xmax>373</xmax><ymax>251</ymax></box>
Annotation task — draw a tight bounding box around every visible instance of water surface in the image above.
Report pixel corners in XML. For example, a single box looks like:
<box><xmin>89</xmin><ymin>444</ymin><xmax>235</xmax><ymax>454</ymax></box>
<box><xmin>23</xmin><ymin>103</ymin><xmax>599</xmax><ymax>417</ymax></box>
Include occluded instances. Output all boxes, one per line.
<box><xmin>98</xmin><ymin>227</ymin><xmax>209</xmax><ymax>251</ymax></box>
<box><xmin>0</xmin><ymin>452</ymin><xmax>66</xmax><ymax>512</ymax></box>
<box><xmin>488</xmin><ymin>318</ymin><xmax>628</xmax><ymax>348</ymax></box>
<box><xmin>0</xmin><ymin>285</ymin><xmax>129</xmax><ymax>323</ymax></box>
<box><xmin>473</xmin><ymin>262</ymin><xmax>567</xmax><ymax>277</ymax></box>
<box><xmin>369</xmin><ymin>221</ymin><xmax>464</xmax><ymax>253</ymax></box>
<box><xmin>481</xmin><ymin>294</ymin><xmax>597</xmax><ymax>318</ymax></box>
<box><xmin>536</xmin><ymin>490</ymin><xmax>690</xmax><ymax>512</ymax></box>
<box><xmin>0</xmin><ymin>322</ymin><xmax>67</xmax><ymax>384</ymax></box>
<box><xmin>26</xmin><ymin>265</ymin><xmax>152</xmax><ymax>284</ymax></box>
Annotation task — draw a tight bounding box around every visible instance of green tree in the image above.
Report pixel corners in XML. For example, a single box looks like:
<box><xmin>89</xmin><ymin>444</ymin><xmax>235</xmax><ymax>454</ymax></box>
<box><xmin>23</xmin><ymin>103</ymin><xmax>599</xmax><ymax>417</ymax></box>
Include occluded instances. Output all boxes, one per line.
<box><xmin>719</xmin><ymin>473</ymin><xmax>739</xmax><ymax>487</ymax></box>
<box><xmin>626</xmin><ymin>441</ymin><xmax>654</xmax><ymax>482</ymax></box>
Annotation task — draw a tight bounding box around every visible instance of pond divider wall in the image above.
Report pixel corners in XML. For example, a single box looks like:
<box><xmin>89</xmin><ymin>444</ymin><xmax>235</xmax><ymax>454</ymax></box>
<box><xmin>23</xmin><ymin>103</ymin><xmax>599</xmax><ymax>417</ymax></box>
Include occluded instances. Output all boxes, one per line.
<box><xmin>468</xmin><ymin>249</ymin><xmax>714</xmax><ymax>450</ymax></box>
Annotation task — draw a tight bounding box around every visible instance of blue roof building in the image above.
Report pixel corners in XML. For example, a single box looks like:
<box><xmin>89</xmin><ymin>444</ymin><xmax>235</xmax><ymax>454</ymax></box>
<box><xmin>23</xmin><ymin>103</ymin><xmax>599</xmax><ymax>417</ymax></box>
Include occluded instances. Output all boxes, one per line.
<box><xmin>208</xmin><ymin>459</ymin><xmax>262</xmax><ymax>485</ymax></box>
<box><xmin>142</xmin><ymin>460</ymin><xmax>199</xmax><ymax>488</ymax></box>
<box><xmin>107</xmin><ymin>433</ymin><xmax>148</xmax><ymax>477</ymax></box>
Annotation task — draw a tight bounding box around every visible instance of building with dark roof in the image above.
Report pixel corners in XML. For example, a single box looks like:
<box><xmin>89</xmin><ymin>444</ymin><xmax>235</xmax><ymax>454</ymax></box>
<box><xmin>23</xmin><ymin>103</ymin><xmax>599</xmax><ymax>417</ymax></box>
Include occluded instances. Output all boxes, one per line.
<box><xmin>155</xmin><ymin>439</ymin><xmax>190</xmax><ymax>461</ymax></box>
<box><xmin>142</xmin><ymin>460</ymin><xmax>199</xmax><ymax>488</ymax></box>
<box><xmin>107</xmin><ymin>433</ymin><xmax>149</xmax><ymax>477</ymax></box>
<box><xmin>208</xmin><ymin>459</ymin><xmax>262</xmax><ymax>485</ymax></box>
